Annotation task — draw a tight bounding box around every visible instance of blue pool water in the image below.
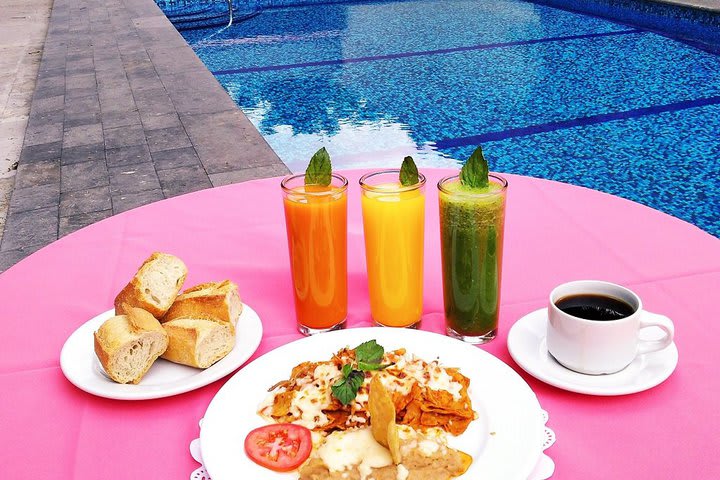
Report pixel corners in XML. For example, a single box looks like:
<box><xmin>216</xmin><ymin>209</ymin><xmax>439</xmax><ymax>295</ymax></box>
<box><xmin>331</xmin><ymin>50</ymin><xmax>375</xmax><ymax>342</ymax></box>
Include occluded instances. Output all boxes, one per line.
<box><xmin>181</xmin><ymin>0</ymin><xmax>720</xmax><ymax>237</ymax></box>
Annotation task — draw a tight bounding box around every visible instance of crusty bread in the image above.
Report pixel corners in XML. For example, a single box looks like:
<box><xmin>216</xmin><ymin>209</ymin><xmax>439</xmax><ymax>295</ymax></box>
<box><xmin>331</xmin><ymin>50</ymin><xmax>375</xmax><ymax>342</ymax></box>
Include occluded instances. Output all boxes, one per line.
<box><xmin>160</xmin><ymin>318</ymin><xmax>235</xmax><ymax>368</ymax></box>
<box><xmin>162</xmin><ymin>280</ymin><xmax>242</xmax><ymax>328</ymax></box>
<box><xmin>94</xmin><ymin>307</ymin><xmax>169</xmax><ymax>384</ymax></box>
<box><xmin>115</xmin><ymin>252</ymin><xmax>188</xmax><ymax>318</ymax></box>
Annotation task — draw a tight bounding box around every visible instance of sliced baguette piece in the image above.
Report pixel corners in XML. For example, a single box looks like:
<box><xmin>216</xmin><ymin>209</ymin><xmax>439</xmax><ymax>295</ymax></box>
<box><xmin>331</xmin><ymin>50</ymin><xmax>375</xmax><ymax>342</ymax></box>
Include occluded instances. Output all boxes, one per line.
<box><xmin>161</xmin><ymin>318</ymin><xmax>235</xmax><ymax>368</ymax></box>
<box><xmin>161</xmin><ymin>280</ymin><xmax>243</xmax><ymax>328</ymax></box>
<box><xmin>115</xmin><ymin>252</ymin><xmax>188</xmax><ymax>318</ymax></box>
<box><xmin>94</xmin><ymin>307</ymin><xmax>169</xmax><ymax>384</ymax></box>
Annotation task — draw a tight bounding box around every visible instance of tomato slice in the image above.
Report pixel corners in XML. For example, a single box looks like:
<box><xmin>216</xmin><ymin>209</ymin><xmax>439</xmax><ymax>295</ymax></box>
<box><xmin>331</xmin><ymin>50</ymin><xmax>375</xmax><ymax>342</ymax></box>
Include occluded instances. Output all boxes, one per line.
<box><xmin>244</xmin><ymin>423</ymin><xmax>313</xmax><ymax>472</ymax></box>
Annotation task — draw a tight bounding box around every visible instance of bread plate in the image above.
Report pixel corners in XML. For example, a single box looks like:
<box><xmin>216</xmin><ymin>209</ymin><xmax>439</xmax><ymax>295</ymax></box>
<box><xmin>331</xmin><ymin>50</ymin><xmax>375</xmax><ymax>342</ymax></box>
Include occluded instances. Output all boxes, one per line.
<box><xmin>200</xmin><ymin>328</ymin><xmax>545</xmax><ymax>480</ymax></box>
<box><xmin>60</xmin><ymin>304</ymin><xmax>263</xmax><ymax>400</ymax></box>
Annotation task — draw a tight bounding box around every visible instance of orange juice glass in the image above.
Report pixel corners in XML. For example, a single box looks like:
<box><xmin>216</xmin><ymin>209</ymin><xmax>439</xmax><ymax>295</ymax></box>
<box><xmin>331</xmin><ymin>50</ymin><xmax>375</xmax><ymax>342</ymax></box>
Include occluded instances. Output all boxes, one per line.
<box><xmin>360</xmin><ymin>170</ymin><xmax>426</xmax><ymax>328</ymax></box>
<box><xmin>281</xmin><ymin>173</ymin><xmax>348</xmax><ymax>335</ymax></box>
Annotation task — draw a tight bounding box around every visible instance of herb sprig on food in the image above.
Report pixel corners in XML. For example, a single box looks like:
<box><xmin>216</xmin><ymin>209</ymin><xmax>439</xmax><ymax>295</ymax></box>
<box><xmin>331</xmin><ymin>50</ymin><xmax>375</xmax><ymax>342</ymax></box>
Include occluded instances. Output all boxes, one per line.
<box><xmin>331</xmin><ymin>340</ymin><xmax>392</xmax><ymax>406</ymax></box>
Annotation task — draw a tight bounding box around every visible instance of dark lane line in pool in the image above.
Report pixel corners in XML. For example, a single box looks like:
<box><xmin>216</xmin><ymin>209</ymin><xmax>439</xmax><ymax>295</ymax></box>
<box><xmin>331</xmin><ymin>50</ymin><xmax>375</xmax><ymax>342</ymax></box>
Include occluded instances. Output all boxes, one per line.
<box><xmin>211</xmin><ymin>29</ymin><xmax>643</xmax><ymax>75</ymax></box>
<box><xmin>433</xmin><ymin>95</ymin><xmax>720</xmax><ymax>149</ymax></box>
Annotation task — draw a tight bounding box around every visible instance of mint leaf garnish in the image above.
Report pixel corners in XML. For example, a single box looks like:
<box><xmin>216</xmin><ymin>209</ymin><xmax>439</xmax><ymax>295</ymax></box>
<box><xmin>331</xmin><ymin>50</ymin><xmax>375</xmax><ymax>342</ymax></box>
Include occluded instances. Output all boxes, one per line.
<box><xmin>305</xmin><ymin>147</ymin><xmax>332</xmax><ymax>186</ymax></box>
<box><xmin>460</xmin><ymin>145</ymin><xmax>489</xmax><ymax>189</ymax></box>
<box><xmin>332</xmin><ymin>370</ymin><xmax>364</xmax><ymax>406</ymax></box>
<box><xmin>399</xmin><ymin>156</ymin><xmax>419</xmax><ymax>186</ymax></box>
<box><xmin>357</xmin><ymin>361</ymin><xmax>393</xmax><ymax>372</ymax></box>
<box><xmin>355</xmin><ymin>340</ymin><xmax>384</xmax><ymax>364</ymax></box>
<box><xmin>331</xmin><ymin>340</ymin><xmax>391</xmax><ymax>405</ymax></box>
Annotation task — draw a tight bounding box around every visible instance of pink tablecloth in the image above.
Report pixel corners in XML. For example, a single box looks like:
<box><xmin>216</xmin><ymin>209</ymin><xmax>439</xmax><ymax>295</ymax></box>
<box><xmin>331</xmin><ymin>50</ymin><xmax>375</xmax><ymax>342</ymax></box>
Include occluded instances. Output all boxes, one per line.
<box><xmin>1</xmin><ymin>169</ymin><xmax>719</xmax><ymax>479</ymax></box>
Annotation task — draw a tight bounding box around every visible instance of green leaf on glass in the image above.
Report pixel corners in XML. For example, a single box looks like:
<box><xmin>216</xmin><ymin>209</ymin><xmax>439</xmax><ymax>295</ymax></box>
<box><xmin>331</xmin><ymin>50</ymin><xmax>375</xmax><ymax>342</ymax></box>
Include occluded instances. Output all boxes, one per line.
<box><xmin>399</xmin><ymin>156</ymin><xmax>419</xmax><ymax>186</ymax></box>
<box><xmin>460</xmin><ymin>146</ymin><xmax>489</xmax><ymax>189</ymax></box>
<box><xmin>305</xmin><ymin>147</ymin><xmax>332</xmax><ymax>186</ymax></box>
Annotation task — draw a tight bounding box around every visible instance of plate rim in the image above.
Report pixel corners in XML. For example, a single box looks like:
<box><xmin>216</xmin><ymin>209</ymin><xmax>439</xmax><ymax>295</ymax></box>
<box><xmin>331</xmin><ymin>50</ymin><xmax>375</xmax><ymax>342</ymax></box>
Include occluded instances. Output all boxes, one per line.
<box><xmin>59</xmin><ymin>303</ymin><xmax>263</xmax><ymax>400</ymax></box>
<box><xmin>200</xmin><ymin>327</ymin><xmax>545</xmax><ymax>480</ymax></box>
<box><xmin>507</xmin><ymin>307</ymin><xmax>679</xmax><ymax>396</ymax></box>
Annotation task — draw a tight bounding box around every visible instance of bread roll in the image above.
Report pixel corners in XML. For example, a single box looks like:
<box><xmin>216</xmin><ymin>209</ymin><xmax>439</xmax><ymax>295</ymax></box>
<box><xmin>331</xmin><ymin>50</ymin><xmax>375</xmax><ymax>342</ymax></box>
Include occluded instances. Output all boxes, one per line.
<box><xmin>161</xmin><ymin>318</ymin><xmax>235</xmax><ymax>368</ymax></box>
<box><xmin>94</xmin><ymin>307</ymin><xmax>169</xmax><ymax>384</ymax></box>
<box><xmin>162</xmin><ymin>280</ymin><xmax>242</xmax><ymax>328</ymax></box>
<box><xmin>115</xmin><ymin>252</ymin><xmax>188</xmax><ymax>318</ymax></box>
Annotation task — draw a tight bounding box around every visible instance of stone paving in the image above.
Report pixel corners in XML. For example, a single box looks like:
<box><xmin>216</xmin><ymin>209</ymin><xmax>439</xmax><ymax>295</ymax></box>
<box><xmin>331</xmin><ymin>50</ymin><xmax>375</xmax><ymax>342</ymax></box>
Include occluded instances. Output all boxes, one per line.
<box><xmin>659</xmin><ymin>0</ymin><xmax>720</xmax><ymax>12</ymax></box>
<box><xmin>0</xmin><ymin>0</ymin><xmax>53</xmax><ymax>260</ymax></box>
<box><xmin>0</xmin><ymin>0</ymin><xmax>288</xmax><ymax>272</ymax></box>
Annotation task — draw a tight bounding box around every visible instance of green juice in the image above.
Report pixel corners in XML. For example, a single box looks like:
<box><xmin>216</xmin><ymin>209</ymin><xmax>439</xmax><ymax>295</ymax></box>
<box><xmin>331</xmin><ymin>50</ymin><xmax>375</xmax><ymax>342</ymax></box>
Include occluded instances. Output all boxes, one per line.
<box><xmin>439</xmin><ymin>177</ymin><xmax>506</xmax><ymax>341</ymax></box>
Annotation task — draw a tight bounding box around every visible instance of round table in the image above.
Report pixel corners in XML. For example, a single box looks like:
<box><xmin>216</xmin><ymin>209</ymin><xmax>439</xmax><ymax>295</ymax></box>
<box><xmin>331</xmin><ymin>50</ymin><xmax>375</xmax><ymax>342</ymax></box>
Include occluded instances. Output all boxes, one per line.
<box><xmin>1</xmin><ymin>169</ymin><xmax>719</xmax><ymax>479</ymax></box>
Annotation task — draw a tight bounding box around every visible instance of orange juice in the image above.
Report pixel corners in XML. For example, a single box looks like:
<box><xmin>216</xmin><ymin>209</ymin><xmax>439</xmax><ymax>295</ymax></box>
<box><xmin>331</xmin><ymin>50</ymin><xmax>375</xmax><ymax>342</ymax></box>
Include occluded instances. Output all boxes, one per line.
<box><xmin>360</xmin><ymin>172</ymin><xmax>426</xmax><ymax>327</ymax></box>
<box><xmin>282</xmin><ymin>176</ymin><xmax>348</xmax><ymax>334</ymax></box>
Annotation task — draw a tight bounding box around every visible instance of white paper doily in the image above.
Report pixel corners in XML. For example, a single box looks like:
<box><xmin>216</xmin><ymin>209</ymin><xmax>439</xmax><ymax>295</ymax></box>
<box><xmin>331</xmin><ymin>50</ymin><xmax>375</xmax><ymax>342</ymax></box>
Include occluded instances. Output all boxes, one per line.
<box><xmin>190</xmin><ymin>410</ymin><xmax>555</xmax><ymax>479</ymax></box>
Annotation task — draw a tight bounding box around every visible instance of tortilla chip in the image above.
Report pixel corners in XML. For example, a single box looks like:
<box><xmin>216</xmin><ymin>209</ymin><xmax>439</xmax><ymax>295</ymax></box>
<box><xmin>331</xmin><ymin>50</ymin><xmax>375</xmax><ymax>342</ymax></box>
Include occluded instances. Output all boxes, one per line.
<box><xmin>455</xmin><ymin>451</ymin><xmax>473</xmax><ymax>476</ymax></box>
<box><xmin>323</xmin><ymin>410</ymin><xmax>351</xmax><ymax>431</ymax></box>
<box><xmin>387</xmin><ymin>423</ymin><xmax>402</xmax><ymax>465</ymax></box>
<box><xmin>369</xmin><ymin>376</ymin><xmax>402</xmax><ymax>463</ymax></box>
<box><xmin>270</xmin><ymin>390</ymin><xmax>294</xmax><ymax>417</ymax></box>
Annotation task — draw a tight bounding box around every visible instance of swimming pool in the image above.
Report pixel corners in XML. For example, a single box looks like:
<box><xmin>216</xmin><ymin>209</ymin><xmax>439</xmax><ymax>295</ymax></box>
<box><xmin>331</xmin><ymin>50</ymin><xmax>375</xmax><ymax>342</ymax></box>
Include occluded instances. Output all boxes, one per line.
<box><xmin>181</xmin><ymin>0</ymin><xmax>720</xmax><ymax>237</ymax></box>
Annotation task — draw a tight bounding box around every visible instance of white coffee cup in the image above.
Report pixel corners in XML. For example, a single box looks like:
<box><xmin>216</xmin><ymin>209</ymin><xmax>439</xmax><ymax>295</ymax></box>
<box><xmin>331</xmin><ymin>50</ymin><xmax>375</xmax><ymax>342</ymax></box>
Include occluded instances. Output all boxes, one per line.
<box><xmin>546</xmin><ymin>280</ymin><xmax>674</xmax><ymax>375</ymax></box>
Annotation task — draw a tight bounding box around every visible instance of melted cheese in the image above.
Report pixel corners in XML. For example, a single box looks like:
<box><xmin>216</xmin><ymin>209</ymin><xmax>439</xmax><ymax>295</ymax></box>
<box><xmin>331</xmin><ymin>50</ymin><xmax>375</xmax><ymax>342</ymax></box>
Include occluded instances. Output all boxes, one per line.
<box><xmin>318</xmin><ymin>428</ymin><xmax>393</xmax><ymax>480</ymax></box>
<box><xmin>426</xmin><ymin>367</ymin><xmax>463</xmax><ymax>400</ymax></box>
<box><xmin>396</xmin><ymin>464</ymin><xmax>409</xmax><ymax>480</ymax></box>
<box><xmin>258</xmin><ymin>387</ymin><xmax>284</xmax><ymax>417</ymax></box>
<box><xmin>384</xmin><ymin>353</ymin><xmax>464</xmax><ymax>401</ymax></box>
<box><xmin>418</xmin><ymin>439</ymin><xmax>440</xmax><ymax>456</ymax></box>
<box><xmin>286</xmin><ymin>363</ymin><xmax>343</xmax><ymax>429</ymax></box>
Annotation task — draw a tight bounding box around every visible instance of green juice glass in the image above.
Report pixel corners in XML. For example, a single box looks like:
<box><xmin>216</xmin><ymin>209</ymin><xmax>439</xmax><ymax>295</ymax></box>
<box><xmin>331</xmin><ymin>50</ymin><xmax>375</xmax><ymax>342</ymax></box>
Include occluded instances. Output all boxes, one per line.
<box><xmin>438</xmin><ymin>173</ymin><xmax>508</xmax><ymax>344</ymax></box>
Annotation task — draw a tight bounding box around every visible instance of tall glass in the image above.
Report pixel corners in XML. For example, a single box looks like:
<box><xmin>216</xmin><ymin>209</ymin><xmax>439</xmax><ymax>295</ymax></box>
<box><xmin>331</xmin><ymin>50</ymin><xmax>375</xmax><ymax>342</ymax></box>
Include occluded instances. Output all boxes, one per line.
<box><xmin>438</xmin><ymin>173</ymin><xmax>507</xmax><ymax>343</ymax></box>
<box><xmin>281</xmin><ymin>173</ymin><xmax>348</xmax><ymax>335</ymax></box>
<box><xmin>360</xmin><ymin>170</ymin><xmax>426</xmax><ymax>328</ymax></box>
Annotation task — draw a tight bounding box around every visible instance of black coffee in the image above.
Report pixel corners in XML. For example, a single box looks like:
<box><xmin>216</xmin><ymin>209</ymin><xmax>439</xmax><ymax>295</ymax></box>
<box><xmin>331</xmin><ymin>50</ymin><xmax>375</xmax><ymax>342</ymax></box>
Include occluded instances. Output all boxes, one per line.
<box><xmin>555</xmin><ymin>294</ymin><xmax>635</xmax><ymax>321</ymax></box>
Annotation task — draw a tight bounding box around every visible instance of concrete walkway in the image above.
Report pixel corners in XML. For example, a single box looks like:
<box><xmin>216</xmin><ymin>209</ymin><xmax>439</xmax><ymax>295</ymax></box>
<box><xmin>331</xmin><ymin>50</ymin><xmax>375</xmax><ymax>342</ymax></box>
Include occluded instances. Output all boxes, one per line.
<box><xmin>0</xmin><ymin>0</ymin><xmax>53</xmax><ymax>262</ymax></box>
<box><xmin>659</xmin><ymin>0</ymin><xmax>720</xmax><ymax>12</ymax></box>
<box><xmin>0</xmin><ymin>0</ymin><xmax>288</xmax><ymax>272</ymax></box>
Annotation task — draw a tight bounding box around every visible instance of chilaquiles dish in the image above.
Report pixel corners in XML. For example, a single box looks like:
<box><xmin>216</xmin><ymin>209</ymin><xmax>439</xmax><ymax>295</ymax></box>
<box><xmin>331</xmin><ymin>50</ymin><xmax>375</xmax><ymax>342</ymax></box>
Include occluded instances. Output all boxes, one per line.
<box><xmin>254</xmin><ymin>341</ymin><xmax>476</xmax><ymax>479</ymax></box>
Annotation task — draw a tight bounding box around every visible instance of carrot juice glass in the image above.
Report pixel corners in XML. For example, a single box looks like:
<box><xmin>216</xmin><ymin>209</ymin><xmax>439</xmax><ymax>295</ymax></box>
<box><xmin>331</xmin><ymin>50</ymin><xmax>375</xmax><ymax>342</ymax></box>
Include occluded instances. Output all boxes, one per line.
<box><xmin>281</xmin><ymin>173</ymin><xmax>348</xmax><ymax>335</ymax></box>
<box><xmin>360</xmin><ymin>170</ymin><xmax>426</xmax><ymax>328</ymax></box>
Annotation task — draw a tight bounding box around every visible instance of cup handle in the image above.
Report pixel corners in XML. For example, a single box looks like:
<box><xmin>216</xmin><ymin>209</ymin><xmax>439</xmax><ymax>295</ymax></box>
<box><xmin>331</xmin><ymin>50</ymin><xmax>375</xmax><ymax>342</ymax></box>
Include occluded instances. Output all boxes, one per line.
<box><xmin>638</xmin><ymin>311</ymin><xmax>674</xmax><ymax>355</ymax></box>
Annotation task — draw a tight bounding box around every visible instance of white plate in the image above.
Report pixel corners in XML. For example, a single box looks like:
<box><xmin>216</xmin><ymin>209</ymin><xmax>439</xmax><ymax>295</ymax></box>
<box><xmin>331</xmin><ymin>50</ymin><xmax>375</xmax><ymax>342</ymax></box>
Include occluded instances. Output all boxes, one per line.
<box><xmin>507</xmin><ymin>308</ymin><xmax>679</xmax><ymax>396</ymax></box>
<box><xmin>200</xmin><ymin>328</ymin><xmax>545</xmax><ymax>480</ymax></box>
<box><xmin>60</xmin><ymin>304</ymin><xmax>263</xmax><ymax>400</ymax></box>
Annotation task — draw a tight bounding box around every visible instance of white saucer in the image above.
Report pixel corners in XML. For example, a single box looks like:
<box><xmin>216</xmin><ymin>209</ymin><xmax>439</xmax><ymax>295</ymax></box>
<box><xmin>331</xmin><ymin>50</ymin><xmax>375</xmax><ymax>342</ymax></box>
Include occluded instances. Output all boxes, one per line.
<box><xmin>507</xmin><ymin>308</ymin><xmax>678</xmax><ymax>396</ymax></box>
